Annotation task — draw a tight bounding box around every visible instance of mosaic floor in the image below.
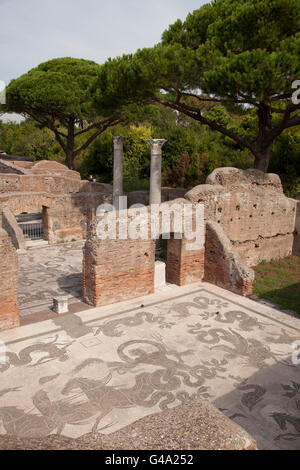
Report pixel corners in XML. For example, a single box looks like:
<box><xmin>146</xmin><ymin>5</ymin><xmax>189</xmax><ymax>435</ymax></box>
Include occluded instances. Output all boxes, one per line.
<box><xmin>18</xmin><ymin>242</ymin><xmax>84</xmax><ymax>316</ymax></box>
<box><xmin>1</xmin><ymin>282</ymin><xmax>300</xmax><ymax>450</ymax></box>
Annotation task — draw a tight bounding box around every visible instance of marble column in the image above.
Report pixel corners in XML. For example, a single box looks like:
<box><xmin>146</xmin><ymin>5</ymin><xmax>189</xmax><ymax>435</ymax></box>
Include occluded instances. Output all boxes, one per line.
<box><xmin>146</xmin><ymin>139</ymin><xmax>167</xmax><ymax>206</ymax></box>
<box><xmin>113</xmin><ymin>136</ymin><xmax>124</xmax><ymax>210</ymax></box>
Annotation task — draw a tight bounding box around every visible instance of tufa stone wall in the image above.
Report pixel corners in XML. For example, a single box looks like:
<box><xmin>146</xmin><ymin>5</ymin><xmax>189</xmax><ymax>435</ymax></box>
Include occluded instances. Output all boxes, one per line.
<box><xmin>0</xmin><ymin>227</ymin><xmax>20</xmax><ymax>330</ymax></box>
<box><xmin>293</xmin><ymin>194</ymin><xmax>300</xmax><ymax>257</ymax></box>
<box><xmin>204</xmin><ymin>221</ymin><xmax>254</xmax><ymax>296</ymax></box>
<box><xmin>185</xmin><ymin>168</ymin><xmax>297</xmax><ymax>267</ymax></box>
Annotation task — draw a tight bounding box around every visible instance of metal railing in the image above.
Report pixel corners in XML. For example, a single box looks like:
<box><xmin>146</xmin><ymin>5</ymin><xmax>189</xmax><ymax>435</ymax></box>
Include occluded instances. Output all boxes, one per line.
<box><xmin>19</xmin><ymin>221</ymin><xmax>43</xmax><ymax>240</ymax></box>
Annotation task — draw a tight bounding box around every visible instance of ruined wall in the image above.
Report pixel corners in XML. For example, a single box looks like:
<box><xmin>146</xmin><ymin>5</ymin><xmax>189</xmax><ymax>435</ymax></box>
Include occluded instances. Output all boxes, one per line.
<box><xmin>127</xmin><ymin>188</ymin><xmax>187</xmax><ymax>207</ymax></box>
<box><xmin>45</xmin><ymin>192</ymin><xmax>112</xmax><ymax>243</ymax></box>
<box><xmin>294</xmin><ymin>194</ymin><xmax>300</xmax><ymax>256</ymax></box>
<box><xmin>0</xmin><ymin>227</ymin><xmax>20</xmax><ymax>330</ymax></box>
<box><xmin>204</xmin><ymin>221</ymin><xmax>254</xmax><ymax>296</ymax></box>
<box><xmin>2</xmin><ymin>207</ymin><xmax>26</xmax><ymax>250</ymax></box>
<box><xmin>0</xmin><ymin>174</ymin><xmax>84</xmax><ymax>194</ymax></box>
<box><xmin>0</xmin><ymin>159</ymin><xmax>114</xmax><ymax>243</ymax></box>
<box><xmin>83</xmin><ymin>199</ymin><xmax>205</xmax><ymax>307</ymax></box>
<box><xmin>167</xmin><ymin>235</ymin><xmax>204</xmax><ymax>286</ymax></box>
<box><xmin>185</xmin><ymin>168</ymin><xmax>296</xmax><ymax>267</ymax></box>
<box><xmin>83</xmin><ymin>236</ymin><xmax>155</xmax><ymax>307</ymax></box>
<box><xmin>0</xmin><ymin>192</ymin><xmax>52</xmax><ymax>216</ymax></box>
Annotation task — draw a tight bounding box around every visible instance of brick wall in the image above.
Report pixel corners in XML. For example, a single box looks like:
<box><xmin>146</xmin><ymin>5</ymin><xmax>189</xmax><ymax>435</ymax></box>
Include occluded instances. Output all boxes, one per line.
<box><xmin>0</xmin><ymin>159</ymin><xmax>113</xmax><ymax>244</ymax></box>
<box><xmin>83</xmin><ymin>237</ymin><xmax>155</xmax><ymax>307</ymax></box>
<box><xmin>83</xmin><ymin>200</ymin><xmax>205</xmax><ymax>307</ymax></box>
<box><xmin>167</xmin><ymin>235</ymin><xmax>204</xmax><ymax>285</ymax></box>
<box><xmin>46</xmin><ymin>192</ymin><xmax>112</xmax><ymax>243</ymax></box>
<box><xmin>0</xmin><ymin>228</ymin><xmax>20</xmax><ymax>330</ymax></box>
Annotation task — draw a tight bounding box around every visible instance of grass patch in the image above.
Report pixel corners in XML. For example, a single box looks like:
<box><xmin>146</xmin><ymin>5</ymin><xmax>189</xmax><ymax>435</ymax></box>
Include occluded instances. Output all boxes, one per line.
<box><xmin>253</xmin><ymin>256</ymin><xmax>300</xmax><ymax>315</ymax></box>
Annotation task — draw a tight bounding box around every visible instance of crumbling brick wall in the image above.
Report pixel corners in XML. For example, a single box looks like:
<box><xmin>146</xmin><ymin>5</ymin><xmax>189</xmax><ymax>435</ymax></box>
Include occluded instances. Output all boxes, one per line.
<box><xmin>83</xmin><ymin>237</ymin><xmax>155</xmax><ymax>307</ymax></box>
<box><xmin>2</xmin><ymin>207</ymin><xmax>26</xmax><ymax>250</ymax></box>
<box><xmin>185</xmin><ymin>168</ymin><xmax>297</xmax><ymax>267</ymax></box>
<box><xmin>0</xmin><ymin>227</ymin><xmax>20</xmax><ymax>330</ymax></box>
<box><xmin>0</xmin><ymin>159</ymin><xmax>113</xmax><ymax>244</ymax></box>
<box><xmin>83</xmin><ymin>199</ymin><xmax>205</xmax><ymax>307</ymax></box>
<box><xmin>46</xmin><ymin>192</ymin><xmax>112</xmax><ymax>243</ymax></box>
<box><xmin>167</xmin><ymin>235</ymin><xmax>204</xmax><ymax>286</ymax></box>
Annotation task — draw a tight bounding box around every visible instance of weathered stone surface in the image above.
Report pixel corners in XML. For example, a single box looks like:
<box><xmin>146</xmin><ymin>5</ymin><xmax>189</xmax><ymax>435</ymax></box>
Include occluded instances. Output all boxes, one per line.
<box><xmin>127</xmin><ymin>188</ymin><xmax>188</xmax><ymax>208</ymax></box>
<box><xmin>0</xmin><ymin>160</ymin><xmax>113</xmax><ymax>244</ymax></box>
<box><xmin>146</xmin><ymin>139</ymin><xmax>167</xmax><ymax>205</ymax></box>
<box><xmin>185</xmin><ymin>183</ymin><xmax>225</xmax><ymax>204</ymax></box>
<box><xmin>206</xmin><ymin>167</ymin><xmax>283</xmax><ymax>191</ymax></box>
<box><xmin>185</xmin><ymin>167</ymin><xmax>296</xmax><ymax>267</ymax></box>
<box><xmin>44</xmin><ymin>192</ymin><xmax>112</xmax><ymax>243</ymax></box>
<box><xmin>83</xmin><ymin>200</ymin><xmax>205</xmax><ymax>307</ymax></box>
<box><xmin>83</xmin><ymin>237</ymin><xmax>155</xmax><ymax>307</ymax></box>
<box><xmin>0</xmin><ymin>160</ymin><xmax>24</xmax><ymax>175</ymax></box>
<box><xmin>204</xmin><ymin>221</ymin><xmax>254</xmax><ymax>296</ymax></box>
<box><xmin>293</xmin><ymin>196</ymin><xmax>300</xmax><ymax>256</ymax></box>
<box><xmin>2</xmin><ymin>206</ymin><xmax>26</xmax><ymax>250</ymax></box>
<box><xmin>0</xmin><ymin>228</ymin><xmax>20</xmax><ymax>330</ymax></box>
<box><xmin>167</xmin><ymin>234</ymin><xmax>204</xmax><ymax>286</ymax></box>
<box><xmin>53</xmin><ymin>296</ymin><xmax>69</xmax><ymax>315</ymax></box>
<box><xmin>113</xmin><ymin>136</ymin><xmax>124</xmax><ymax>209</ymax></box>
<box><xmin>0</xmin><ymin>280</ymin><xmax>299</xmax><ymax>448</ymax></box>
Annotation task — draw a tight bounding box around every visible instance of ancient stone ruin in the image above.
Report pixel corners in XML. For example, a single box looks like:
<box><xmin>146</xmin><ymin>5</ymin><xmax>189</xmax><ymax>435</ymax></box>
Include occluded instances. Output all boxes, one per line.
<box><xmin>0</xmin><ymin>148</ymin><xmax>298</xmax><ymax>331</ymax></box>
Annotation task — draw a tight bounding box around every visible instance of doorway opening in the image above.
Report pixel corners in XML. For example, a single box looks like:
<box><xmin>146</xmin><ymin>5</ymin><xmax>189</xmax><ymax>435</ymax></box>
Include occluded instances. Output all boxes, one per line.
<box><xmin>16</xmin><ymin>212</ymin><xmax>43</xmax><ymax>240</ymax></box>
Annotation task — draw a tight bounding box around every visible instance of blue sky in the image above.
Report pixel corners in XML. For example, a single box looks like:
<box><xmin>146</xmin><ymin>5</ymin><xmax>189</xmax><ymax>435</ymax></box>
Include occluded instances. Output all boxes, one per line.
<box><xmin>0</xmin><ymin>0</ymin><xmax>208</xmax><ymax>85</ymax></box>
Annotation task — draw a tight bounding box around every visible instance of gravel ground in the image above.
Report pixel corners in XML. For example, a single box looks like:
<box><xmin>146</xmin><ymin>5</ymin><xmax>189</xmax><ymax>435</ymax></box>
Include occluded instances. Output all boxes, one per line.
<box><xmin>0</xmin><ymin>399</ymin><xmax>256</xmax><ymax>450</ymax></box>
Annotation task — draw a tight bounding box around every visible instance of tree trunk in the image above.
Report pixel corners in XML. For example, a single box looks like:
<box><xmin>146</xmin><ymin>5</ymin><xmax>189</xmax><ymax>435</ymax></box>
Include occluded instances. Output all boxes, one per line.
<box><xmin>65</xmin><ymin>119</ymin><xmax>75</xmax><ymax>169</ymax></box>
<box><xmin>254</xmin><ymin>146</ymin><xmax>272</xmax><ymax>173</ymax></box>
<box><xmin>254</xmin><ymin>103</ymin><xmax>273</xmax><ymax>173</ymax></box>
<box><xmin>65</xmin><ymin>147</ymin><xmax>74</xmax><ymax>169</ymax></box>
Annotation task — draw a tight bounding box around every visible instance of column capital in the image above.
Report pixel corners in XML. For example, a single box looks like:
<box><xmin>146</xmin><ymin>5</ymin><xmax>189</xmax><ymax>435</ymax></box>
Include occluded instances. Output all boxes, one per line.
<box><xmin>113</xmin><ymin>136</ymin><xmax>125</xmax><ymax>148</ymax></box>
<box><xmin>145</xmin><ymin>139</ymin><xmax>167</xmax><ymax>153</ymax></box>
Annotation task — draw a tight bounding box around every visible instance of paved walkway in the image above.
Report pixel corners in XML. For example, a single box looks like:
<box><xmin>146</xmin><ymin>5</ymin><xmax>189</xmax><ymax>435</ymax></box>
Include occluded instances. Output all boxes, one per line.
<box><xmin>1</xmin><ymin>282</ymin><xmax>300</xmax><ymax>450</ymax></box>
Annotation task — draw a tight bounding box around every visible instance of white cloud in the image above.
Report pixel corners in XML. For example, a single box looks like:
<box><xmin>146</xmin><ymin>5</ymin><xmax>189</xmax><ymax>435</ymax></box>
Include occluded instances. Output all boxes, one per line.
<box><xmin>0</xmin><ymin>0</ymin><xmax>207</xmax><ymax>84</ymax></box>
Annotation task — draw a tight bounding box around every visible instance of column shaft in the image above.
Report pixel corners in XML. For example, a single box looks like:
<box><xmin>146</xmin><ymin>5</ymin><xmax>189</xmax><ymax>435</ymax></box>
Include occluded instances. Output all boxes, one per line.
<box><xmin>113</xmin><ymin>136</ymin><xmax>124</xmax><ymax>209</ymax></box>
<box><xmin>146</xmin><ymin>139</ymin><xmax>167</xmax><ymax>206</ymax></box>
